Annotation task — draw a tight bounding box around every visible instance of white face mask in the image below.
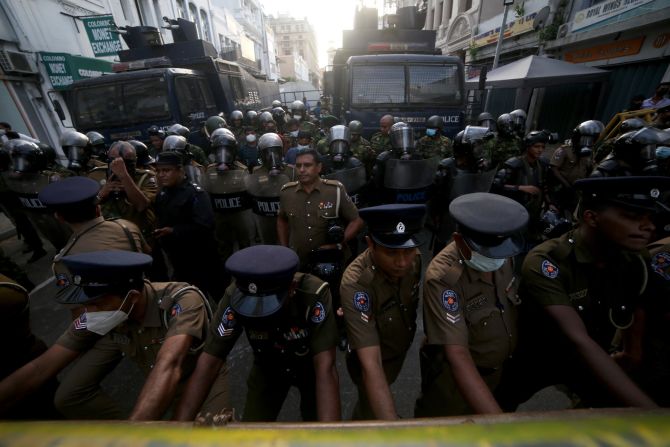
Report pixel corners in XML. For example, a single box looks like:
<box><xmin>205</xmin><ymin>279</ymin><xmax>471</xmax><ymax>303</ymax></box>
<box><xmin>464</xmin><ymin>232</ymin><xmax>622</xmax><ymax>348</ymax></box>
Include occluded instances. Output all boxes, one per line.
<box><xmin>85</xmin><ymin>291</ymin><xmax>135</xmax><ymax>336</ymax></box>
<box><xmin>297</xmin><ymin>144</ymin><xmax>309</xmax><ymax>150</ymax></box>
<box><xmin>246</xmin><ymin>134</ymin><xmax>257</xmax><ymax>143</ymax></box>
<box><xmin>289</xmin><ymin>130</ymin><xmax>299</xmax><ymax>137</ymax></box>
<box><xmin>293</xmin><ymin>114</ymin><xmax>302</xmax><ymax>121</ymax></box>
<box><xmin>463</xmin><ymin>250</ymin><xmax>506</xmax><ymax>272</ymax></box>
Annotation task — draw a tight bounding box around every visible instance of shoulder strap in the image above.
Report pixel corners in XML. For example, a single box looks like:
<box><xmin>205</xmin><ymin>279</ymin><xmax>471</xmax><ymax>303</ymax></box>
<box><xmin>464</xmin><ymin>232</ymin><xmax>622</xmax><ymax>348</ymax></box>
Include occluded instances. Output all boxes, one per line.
<box><xmin>109</xmin><ymin>219</ymin><xmax>140</xmax><ymax>253</ymax></box>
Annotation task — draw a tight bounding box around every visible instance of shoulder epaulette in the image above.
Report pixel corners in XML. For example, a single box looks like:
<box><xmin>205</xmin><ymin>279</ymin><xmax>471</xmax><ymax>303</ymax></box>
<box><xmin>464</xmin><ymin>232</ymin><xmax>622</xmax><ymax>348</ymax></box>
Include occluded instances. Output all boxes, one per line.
<box><xmin>281</xmin><ymin>181</ymin><xmax>299</xmax><ymax>190</ymax></box>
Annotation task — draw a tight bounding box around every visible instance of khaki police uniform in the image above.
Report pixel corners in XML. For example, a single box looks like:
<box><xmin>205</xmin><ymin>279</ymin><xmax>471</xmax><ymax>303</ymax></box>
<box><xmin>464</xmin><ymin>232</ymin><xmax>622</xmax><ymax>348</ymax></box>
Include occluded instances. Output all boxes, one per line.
<box><xmin>278</xmin><ymin>177</ymin><xmax>359</xmax><ymax>269</ymax></box>
<box><xmin>415</xmin><ymin>242</ymin><xmax>519</xmax><ymax>417</ymax></box>
<box><xmin>54</xmin><ymin>280</ymin><xmax>229</xmax><ymax>419</ymax></box>
<box><xmin>98</xmin><ymin>169</ymin><xmax>158</xmax><ymax>241</ymax></box>
<box><xmin>204</xmin><ymin>274</ymin><xmax>338</xmax><ymax>421</ymax></box>
<box><xmin>340</xmin><ymin>248</ymin><xmax>421</xmax><ymax>420</ymax></box>
<box><xmin>416</xmin><ymin>135</ymin><xmax>453</xmax><ymax>160</ymax></box>
<box><xmin>550</xmin><ymin>145</ymin><xmax>593</xmax><ymax>185</ymax></box>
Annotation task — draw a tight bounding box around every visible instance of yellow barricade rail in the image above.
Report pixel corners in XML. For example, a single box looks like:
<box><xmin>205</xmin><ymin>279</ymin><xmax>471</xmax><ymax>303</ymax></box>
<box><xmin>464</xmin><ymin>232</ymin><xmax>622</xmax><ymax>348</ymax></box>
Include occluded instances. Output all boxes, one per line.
<box><xmin>599</xmin><ymin>108</ymin><xmax>657</xmax><ymax>143</ymax></box>
<box><xmin>1</xmin><ymin>409</ymin><xmax>669</xmax><ymax>447</ymax></box>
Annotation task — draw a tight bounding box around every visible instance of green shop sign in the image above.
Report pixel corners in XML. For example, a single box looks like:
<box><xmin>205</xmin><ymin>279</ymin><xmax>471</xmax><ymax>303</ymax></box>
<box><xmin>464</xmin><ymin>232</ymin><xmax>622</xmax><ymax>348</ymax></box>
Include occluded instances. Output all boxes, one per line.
<box><xmin>40</xmin><ymin>52</ymin><xmax>113</xmax><ymax>90</ymax></box>
<box><xmin>82</xmin><ymin>15</ymin><xmax>123</xmax><ymax>56</ymax></box>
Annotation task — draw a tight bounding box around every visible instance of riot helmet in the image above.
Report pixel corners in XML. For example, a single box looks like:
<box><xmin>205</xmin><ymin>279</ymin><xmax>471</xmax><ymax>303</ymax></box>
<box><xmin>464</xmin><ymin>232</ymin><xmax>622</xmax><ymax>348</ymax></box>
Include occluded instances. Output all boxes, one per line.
<box><xmin>259</xmin><ymin>111</ymin><xmax>273</xmax><ymax>125</ymax></box>
<box><xmin>211</xmin><ymin>128</ymin><xmax>238</xmax><ymax>171</ymax></box>
<box><xmin>571</xmin><ymin>120</ymin><xmax>604</xmax><ymax>157</ymax></box>
<box><xmin>128</xmin><ymin>140</ymin><xmax>154</xmax><ymax>167</ymax></box>
<box><xmin>619</xmin><ymin>118</ymin><xmax>646</xmax><ymax>134</ymax></box>
<box><xmin>163</xmin><ymin>135</ymin><xmax>188</xmax><ymax>152</ymax></box>
<box><xmin>327</xmin><ymin>125</ymin><xmax>351</xmax><ymax>163</ymax></box>
<box><xmin>204</xmin><ymin>116</ymin><xmax>226</xmax><ymax>138</ymax></box>
<box><xmin>391</xmin><ymin>124</ymin><xmax>415</xmax><ymax>159</ymax></box>
<box><xmin>523</xmin><ymin>130</ymin><xmax>549</xmax><ymax>149</ymax></box>
<box><xmin>510</xmin><ymin>109</ymin><xmax>527</xmax><ymax>134</ymax></box>
<box><xmin>497</xmin><ymin>113</ymin><xmax>514</xmax><ymax>137</ymax></box>
<box><xmin>540</xmin><ymin>210</ymin><xmax>572</xmax><ymax>239</ymax></box>
<box><xmin>425</xmin><ymin>115</ymin><xmax>443</xmax><ymax>138</ymax></box>
<box><xmin>245</xmin><ymin>110</ymin><xmax>258</xmax><ymax>126</ymax></box>
<box><xmin>477</xmin><ymin>112</ymin><xmax>496</xmax><ymax>132</ymax></box>
<box><xmin>271</xmin><ymin>107</ymin><xmax>286</xmax><ymax>125</ymax></box>
<box><xmin>272</xmin><ymin>100</ymin><xmax>282</xmax><ymax>108</ymax></box>
<box><xmin>230</xmin><ymin>110</ymin><xmax>244</xmax><ymax>126</ymax></box>
<box><xmin>348</xmin><ymin>120</ymin><xmax>364</xmax><ymax>142</ymax></box>
<box><xmin>613</xmin><ymin>127</ymin><xmax>667</xmax><ymax>173</ymax></box>
<box><xmin>258</xmin><ymin>132</ymin><xmax>284</xmax><ymax>175</ymax></box>
<box><xmin>60</xmin><ymin>130</ymin><xmax>90</xmax><ymax>171</ymax></box>
<box><xmin>454</xmin><ymin>125</ymin><xmax>492</xmax><ymax>160</ymax></box>
<box><xmin>86</xmin><ymin>131</ymin><xmax>107</xmax><ymax>158</ymax></box>
<box><xmin>7</xmin><ymin>140</ymin><xmax>45</xmax><ymax>173</ymax></box>
<box><xmin>290</xmin><ymin>100</ymin><xmax>306</xmax><ymax>120</ymax></box>
<box><xmin>167</xmin><ymin>123</ymin><xmax>190</xmax><ymax>137</ymax></box>
<box><xmin>39</xmin><ymin>143</ymin><xmax>58</xmax><ymax>168</ymax></box>
<box><xmin>147</xmin><ymin>125</ymin><xmax>166</xmax><ymax>139</ymax></box>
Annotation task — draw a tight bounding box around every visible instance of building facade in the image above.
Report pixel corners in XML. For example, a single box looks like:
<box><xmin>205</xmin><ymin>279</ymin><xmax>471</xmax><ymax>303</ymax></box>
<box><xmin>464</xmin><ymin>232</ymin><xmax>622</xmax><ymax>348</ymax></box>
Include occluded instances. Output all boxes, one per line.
<box><xmin>267</xmin><ymin>14</ymin><xmax>320</xmax><ymax>89</ymax></box>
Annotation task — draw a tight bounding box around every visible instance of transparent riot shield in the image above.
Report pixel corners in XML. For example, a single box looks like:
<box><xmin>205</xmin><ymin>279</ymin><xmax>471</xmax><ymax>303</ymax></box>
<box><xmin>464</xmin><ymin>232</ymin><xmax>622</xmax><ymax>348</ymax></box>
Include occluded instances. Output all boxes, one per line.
<box><xmin>384</xmin><ymin>158</ymin><xmax>439</xmax><ymax>190</ymax></box>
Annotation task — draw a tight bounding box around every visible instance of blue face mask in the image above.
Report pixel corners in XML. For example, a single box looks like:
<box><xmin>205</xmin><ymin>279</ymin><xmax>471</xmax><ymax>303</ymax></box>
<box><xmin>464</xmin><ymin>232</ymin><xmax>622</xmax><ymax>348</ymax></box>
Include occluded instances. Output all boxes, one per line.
<box><xmin>464</xmin><ymin>250</ymin><xmax>506</xmax><ymax>272</ymax></box>
<box><xmin>426</xmin><ymin>128</ymin><xmax>437</xmax><ymax>137</ymax></box>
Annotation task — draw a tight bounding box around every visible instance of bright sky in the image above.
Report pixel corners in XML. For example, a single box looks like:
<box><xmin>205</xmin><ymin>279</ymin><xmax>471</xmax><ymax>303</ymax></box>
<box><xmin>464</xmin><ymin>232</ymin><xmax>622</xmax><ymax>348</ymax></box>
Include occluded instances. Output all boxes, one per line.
<box><xmin>260</xmin><ymin>0</ymin><xmax>381</xmax><ymax>68</ymax></box>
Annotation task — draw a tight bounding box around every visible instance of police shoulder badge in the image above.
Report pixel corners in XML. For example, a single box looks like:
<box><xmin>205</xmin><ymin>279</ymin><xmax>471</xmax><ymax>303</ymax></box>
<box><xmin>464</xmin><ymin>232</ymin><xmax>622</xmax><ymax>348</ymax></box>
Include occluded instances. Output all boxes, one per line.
<box><xmin>73</xmin><ymin>313</ymin><xmax>87</xmax><ymax>330</ymax></box>
<box><xmin>541</xmin><ymin>260</ymin><xmax>559</xmax><ymax>279</ymax></box>
<box><xmin>170</xmin><ymin>303</ymin><xmax>181</xmax><ymax>317</ymax></box>
<box><xmin>217</xmin><ymin>306</ymin><xmax>236</xmax><ymax>337</ymax></box>
<box><xmin>311</xmin><ymin>301</ymin><xmax>326</xmax><ymax>323</ymax></box>
<box><xmin>353</xmin><ymin>291</ymin><xmax>370</xmax><ymax>313</ymax></box>
<box><xmin>441</xmin><ymin>290</ymin><xmax>459</xmax><ymax>312</ymax></box>
<box><xmin>651</xmin><ymin>252</ymin><xmax>670</xmax><ymax>281</ymax></box>
<box><xmin>55</xmin><ymin>273</ymin><xmax>69</xmax><ymax>287</ymax></box>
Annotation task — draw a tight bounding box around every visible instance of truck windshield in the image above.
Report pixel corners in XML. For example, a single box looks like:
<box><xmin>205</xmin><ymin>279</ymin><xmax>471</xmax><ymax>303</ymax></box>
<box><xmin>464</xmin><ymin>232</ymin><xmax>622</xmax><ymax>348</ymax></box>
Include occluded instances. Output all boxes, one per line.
<box><xmin>73</xmin><ymin>77</ymin><xmax>169</xmax><ymax>128</ymax></box>
<box><xmin>351</xmin><ymin>64</ymin><xmax>461</xmax><ymax>106</ymax></box>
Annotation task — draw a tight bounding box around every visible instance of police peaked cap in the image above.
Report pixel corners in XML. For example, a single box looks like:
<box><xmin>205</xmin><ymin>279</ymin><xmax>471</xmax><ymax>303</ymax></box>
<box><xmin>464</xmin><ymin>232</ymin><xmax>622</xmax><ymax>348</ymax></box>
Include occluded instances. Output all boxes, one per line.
<box><xmin>225</xmin><ymin>245</ymin><xmax>299</xmax><ymax>318</ymax></box>
<box><xmin>154</xmin><ymin>151</ymin><xmax>184</xmax><ymax>166</ymax></box>
<box><xmin>60</xmin><ymin>250</ymin><xmax>152</xmax><ymax>303</ymax></box>
<box><xmin>360</xmin><ymin>204</ymin><xmax>426</xmax><ymax>248</ymax></box>
<box><xmin>449</xmin><ymin>192</ymin><xmax>529</xmax><ymax>259</ymax></box>
<box><xmin>38</xmin><ymin>176</ymin><xmax>100</xmax><ymax>209</ymax></box>
<box><xmin>574</xmin><ymin>176</ymin><xmax>670</xmax><ymax>214</ymax></box>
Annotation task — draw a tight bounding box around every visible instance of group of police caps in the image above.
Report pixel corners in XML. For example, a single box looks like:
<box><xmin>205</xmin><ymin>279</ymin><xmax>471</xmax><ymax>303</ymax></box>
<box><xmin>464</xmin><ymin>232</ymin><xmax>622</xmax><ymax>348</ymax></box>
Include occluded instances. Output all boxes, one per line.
<box><xmin>0</xmin><ymin>96</ymin><xmax>669</xmax><ymax>423</ymax></box>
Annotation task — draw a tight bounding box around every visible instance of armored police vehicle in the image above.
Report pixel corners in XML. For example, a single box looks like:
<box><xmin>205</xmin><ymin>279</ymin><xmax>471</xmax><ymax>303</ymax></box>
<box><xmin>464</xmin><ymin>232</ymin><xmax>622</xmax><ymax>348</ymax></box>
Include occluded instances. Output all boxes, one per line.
<box><xmin>66</xmin><ymin>18</ymin><xmax>279</xmax><ymax>142</ymax></box>
<box><xmin>324</xmin><ymin>6</ymin><xmax>465</xmax><ymax>138</ymax></box>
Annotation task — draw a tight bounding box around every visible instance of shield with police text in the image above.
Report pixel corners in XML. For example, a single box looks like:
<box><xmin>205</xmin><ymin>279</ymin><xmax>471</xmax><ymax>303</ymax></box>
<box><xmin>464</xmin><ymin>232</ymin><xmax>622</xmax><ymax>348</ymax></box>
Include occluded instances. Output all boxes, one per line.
<box><xmin>245</xmin><ymin>171</ymin><xmax>291</xmax><ymax>217</ymax></box>
<box><xmin>384</xmin><ymin>158</ymin><xmax>439</xmax><ymax>190</ymax></box>
<box><xmin>204</xmin><ymin>168</ymin><xmax>251</xmax><ymax>214</ymax></box>
<box><xmin>324</xmin><ymin>164</ymin><xmax>366</xmax><ymax>205</ymax></box>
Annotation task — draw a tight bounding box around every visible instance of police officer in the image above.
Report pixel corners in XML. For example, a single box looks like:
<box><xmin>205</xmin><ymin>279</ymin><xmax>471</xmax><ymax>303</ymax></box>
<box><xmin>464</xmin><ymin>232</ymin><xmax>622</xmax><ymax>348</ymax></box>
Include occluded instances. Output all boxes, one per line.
<box><xmin>129</xmin><ymin>140</ymin><xmax>155</xmax><ymax>169</ymax></box>
<box><xmin>315</xmin><ymin>115</ymin><xmax>340</xmax><ymax>155</ymax></box>
<box><xmin>0</xmin><ymin>250</ymin><xmax>229</xmax><ymax>420</ymax></box>
<box><xmin>153</xmin><ymin>151</ymin><xmax>222</xmax><ymax>300</ymax></box>
<box><xmin>4</xmin><ymin>139</ymin><xmax>73</xmax><ymax>251</ymax></box>
<box><xmin>204</xmin><ymin>128</ymin><xmax>254</xmax><ymax>263</ymax></box>
<box><xmin>162</xmin><ymin>134</ymin><xmax>205</xmax><ymax>187</ymax></box>
<box><xmin>238</xmin><ymin>127</ymin><xmax>260</xmax><ymax>169</ymax></box>
<box><xmin>147</xmin><ymin>125</ymin><xmax>166</xmax><ymax>158</ymax></box>
<box><xmin>509</xmin><ymin>109</ymin><xmax>527</xmax><ymax>139</ymax></box>
<box><xmin>340</xmin><ymin>204</ymin><xmax>425</xmax><ymax>420</ymax></box>
<box><xmin>97</xmin><ymin>141</ymin><xmax>157</xmax><ymax>241</ymax></box>
<box><xmin>370</xmin><ymin>114</ymin><xmax>394</xmax><ymax>156</ymax></box>
<box><xmin>39</xmin><ymin>176</ymin><xmax>148</xmax><ymax>303</ymax></box>
<box><xmin>228</xmin><ymin>110</ymin><xmax>246</xmax><ymax>143</ymax></box>
<box><xmin>277</xmin><ymin>148</ymin><xmax>363</xmax><ymax>270</ymax></box>
<box><xmin>592</xmin><ymin>127</ymin><xmax>667</xmax><ymax>177</ymax></box>
<box><xmin>348</xmin><ymin>120</ymin><xmax>374</xmax><ymax>177</ymax></box>
<box><xmin>271</xmin><ymin>106</ymin><xmax>287</xmax><ymax>134</ymax></box>
<box><xmin>258</xmin><ymin>111</ymin><xmax>274</xmax><ymax>135</ymax></box>
<box><xmin>486</xmin><ymin>113</ymin><xmax>521</xmax><ymax>168</ymax></box>
<box><xmin>508</xmin><ymin>176</ymin><xmax>668</xmax><ymax>409</ymax></box>
<box><xmin>322</xmin><ymin>125</ymin><xmax>367</xmax><ymax>207</ymax></box>
<box><xmin>416</xmin><ymin>115</ymin><xmax>453</xmax><ymax>160</ymax></box>
<box><xmin>174</xmin><ymin>245</ymin><xmax>340</xmax><ymax>422</ymax></box>
<box><xmin>85</xmin><ymin>131</ymin><xmax>109</xmax><ymax>165</ymax></box>
<box><xmin>245</xmin><ymin>110</ymin><xmax>260</xmax><ymax>133</ymax></box>
<box><xmin>167</xmin><ymin>123</ymin><xmax>208</xmax><ymax>166</ymax></box>
<box><xmin>415</xmin><ymin>193</ymin><xmax>528</xmax><ymax>417</ymax></box>
<box><xmin>593</xmin><ymin>118</ymin><xmax>646</xmax><ymax>163</ymax></box>
<box><xmin>290</xmin><ymin>100</ymin><xmax>318</xmax><ymax>139</ymax></box>
<box><xmin>493</xmin><ymin>130</ymin><xmax>553</xmax><ymax>247</ymax></box>
<box><xmin>60</xmin><ymin>130</ymin><xmax>93</xmax><ymax>174</ymax></box>
<box><xmin>246</xmin><ymin>133</ymin><xmax>296</xmax><ymax>244</ymax></box>
<box><xmin>477</xmin><ymin>112</ymin><xmax>496</xmax><ymax>132</ymax></box>
<box><xmin>549</xmin><ymin>120</ymin><xmax>601</xmax><ymax>216</ymax></box>
<box><xmin>200</xmin><ymin>115</ymin><xmax>228</xmax><ymax>158</ymax></box>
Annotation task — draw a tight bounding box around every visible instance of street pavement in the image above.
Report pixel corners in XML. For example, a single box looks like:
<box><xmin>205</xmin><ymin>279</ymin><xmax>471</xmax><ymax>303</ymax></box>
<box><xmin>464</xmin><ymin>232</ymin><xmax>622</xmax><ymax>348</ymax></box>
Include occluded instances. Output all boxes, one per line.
<box><xmin>0</xmin><ymin>213</ymin><xmax>570</xmax><ymax>421</ymax></box>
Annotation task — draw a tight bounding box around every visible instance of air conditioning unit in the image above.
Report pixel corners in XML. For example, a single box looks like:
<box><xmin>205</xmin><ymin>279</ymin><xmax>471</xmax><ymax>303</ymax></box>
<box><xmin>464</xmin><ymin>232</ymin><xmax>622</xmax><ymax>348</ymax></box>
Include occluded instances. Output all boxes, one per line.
<box><xmin>0</xmin><ymin>50</ymin><xmax>37</xmax><ymax>74</ymax></box>
<box><xmin>557</xmin><ymin>23</ymin><xmax>570</xmax><ymax>39</ymax></box>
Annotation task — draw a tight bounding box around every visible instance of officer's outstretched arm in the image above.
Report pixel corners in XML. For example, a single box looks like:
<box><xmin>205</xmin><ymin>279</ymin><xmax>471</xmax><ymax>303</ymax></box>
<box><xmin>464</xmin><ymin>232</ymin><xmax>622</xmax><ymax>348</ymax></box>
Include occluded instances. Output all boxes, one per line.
<box><xmin>0</xmin><ymin>344</ymin><xmax>79</xmax><ymax>416</ymax></box>
<box><xmin>313</xmin><ymin>348</ymin><xmax>341</xmax><ymax>421</ymax></box>
<box><xmin>444</xmin><ymin>344</ymin><xmax>503</xmax><ymax>414</ymax></box>
<box><xmin>357</xmin><ymin>345</ymin><xmax>398</xmax><ymax>420</ymax></box>
<box><xmin>130</xmin><ymin>333</ymin><xmax>193</xmax><ymax>420</ymax></box>
<box><xmin>173</xmin><ymin>351</ymin><xmax>224</xmax><ymax>421</ymax></box>
<box><xmin>544</xmin><ymin>305</ymin><xmax>657</xmax><ymax>408</ymax></box>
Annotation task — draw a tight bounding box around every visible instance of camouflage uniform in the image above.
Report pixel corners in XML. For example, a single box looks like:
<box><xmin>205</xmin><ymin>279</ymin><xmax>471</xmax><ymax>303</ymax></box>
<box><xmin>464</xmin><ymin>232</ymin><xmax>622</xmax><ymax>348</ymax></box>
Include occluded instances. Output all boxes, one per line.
<box><xmin>416</xmin><ymin>135</ymin><xmax>453</xmax><ymax>160</ymax></box>
<box><xmin>593</xmin><ymin>138</ymin><xmax>615</xmax><ymax>164</ymax></box>
<box><xmin>299</xmin><ymin>121</ymin><xmax>319</xmax><ymax>140</ymax></box>
<box><xmin>315</xmin><ymin>137</ymin><xmax>329</xmax><ymax>156</ymax></box>
<box><xmin>486</xmin><ymin>136</ymin><xmax>521</xmax><ymax>169</ymax></box>
<box><xmin>188</xmin><ymin>144</ymin><xmax>209</xmax><ymax>166</ymax></box>
<box><xmin>350</xmin><ymin>137</ymin><xmax>375</xmax><ymax>177</ymax></box>
<box><xmin>369</xmin><ymin>132</ymin><xmax>391</xmax><ymax>156</ymax></box>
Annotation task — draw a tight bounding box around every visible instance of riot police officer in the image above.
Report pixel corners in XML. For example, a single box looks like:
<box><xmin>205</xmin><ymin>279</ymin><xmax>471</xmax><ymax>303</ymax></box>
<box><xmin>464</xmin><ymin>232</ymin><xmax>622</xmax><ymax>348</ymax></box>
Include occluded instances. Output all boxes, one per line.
<box><xmin>229</xmin><ymin>110</ymin><xmax>246</xmax><ymax>143</ymax></box>
<box><xmin>290</xmin><ymin>100</ymin><xmax>318</xmax><ymax>139</ymax></box>
<box><xmin>315</xmin><ymin>115</ymin><xmax>340</xmax><ymax>155</ymax></box>
<box><xmin>258</xmin><ymin>111</ymin><xmax>274</xmax><ymax>135</ymax></box>
<box><xmin>373</xmin><ymin>123</ymin><xmax>439</xmax><ymax>204</ymax></box>
<box><xmin>549</xmin><ymin>120</ymin><xmax>601</xmax><ymax>215</ymax></box>
<box><xmin>509</xmin><ymin>109</ymin><xmax>527</xmax><ymax>138</ymax></box>
<box><xmin>272</xmin><ymin>106</ymin><xmax>287</xmax><ymax>133</ymax></box>
<box><xmin>592</xmin><ymin>127</ymin><xmax>667</xmax><ymax>177</ymax></box>
<box><xmin>593</xmin><ymin>117</ymin><xmax>646</xmax><ymax>163</ymax></box>
<box><xmin>199</xmin><ymin>115</ymin><xmax>228</xmax><ymax>158</ymax></box>
<box><xmin>477</xmin><ymin>112</ymin><xmax>496</xmax><ymax>132</ymax></box>
<box><xmin>486</xmin><ymin>113</ymin><xmax>521</xmax><ymax>168</ymax></box>
<box><xmin>4</xmin><ymin>139</ymin><xmax>72</xmax><ymax>250</ymax></box>
<box><xmin>246</xmin><ymin>133</ymin><xmax>296</xmax><ymax>245</ymax></box>
<box><xmin>416</xmin><ymin>115</ymin><xmax>453</xmax><ymax>160</ymax></box>
<box><xmin>162</xmin><ymin>135</ymin><xmax>205</xmax><ymax>187</ymax></box>
<box><xmin>322</xmin><ymin>125</ymin><xmax>367</xmax><ymax>207</ymax></box>
<box><xmin>348</xmin><ymin>120</ymin><xmax>374</xmax><ymax>176</ymax></box>
<box><xmin>128</xmin><ymin>140</ymin><xmax>155</xmax><ymax>169</ymax></box>
<box><xmin>147</xmin><ymin>125</ymin><xmax>166</xmax><ymax>158</ymax></box>
<box><xmin>245</xmin><ymin>110</ymin><xmax>259</xmax><ymax>132</ymax></box>
<box><xmin>85</xmin><ymin>131</ymin><xmax>109</xmax><ymax>165</ymax></box>
<box><xmin>370</xmin><ymin>114</ymin><xmax>394</xmax><ymax>156</ymax></box>
<box><xmin>204</xmin><ymin>128</ymin><xmax>254</xmax><ymax>263</ymax></box>
<box><xmin>167</xmin><ymin>123</ymin><xmax>208</xmax><ymax>165</ymax></box>
<box><xmin>60</xmin><ymin>130</ymin><xmax>92</xmax><ymax>174</ymax></box>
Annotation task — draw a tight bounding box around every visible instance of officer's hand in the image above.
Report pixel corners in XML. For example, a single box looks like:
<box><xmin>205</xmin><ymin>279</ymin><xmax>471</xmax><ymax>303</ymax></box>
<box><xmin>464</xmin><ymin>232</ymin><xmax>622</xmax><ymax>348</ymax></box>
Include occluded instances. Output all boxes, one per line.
<box><xmin>110</xmin><ymin>157</ymin><xmax>129</xmax><ymax>180</ymax></box>
<box><xmin>153</xmin><ymin>227</ymin><xmax>173</xmax><ymax>238</ymax></box>
<box><xmin>519</xmin><ymin>185</ymin><xmax>541</xmax><ymax>196</ymax></box>
<box><xmin>319</xmin><ymin>243</ymin><xmax>340</xmax><ymax>250</ymax></box>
